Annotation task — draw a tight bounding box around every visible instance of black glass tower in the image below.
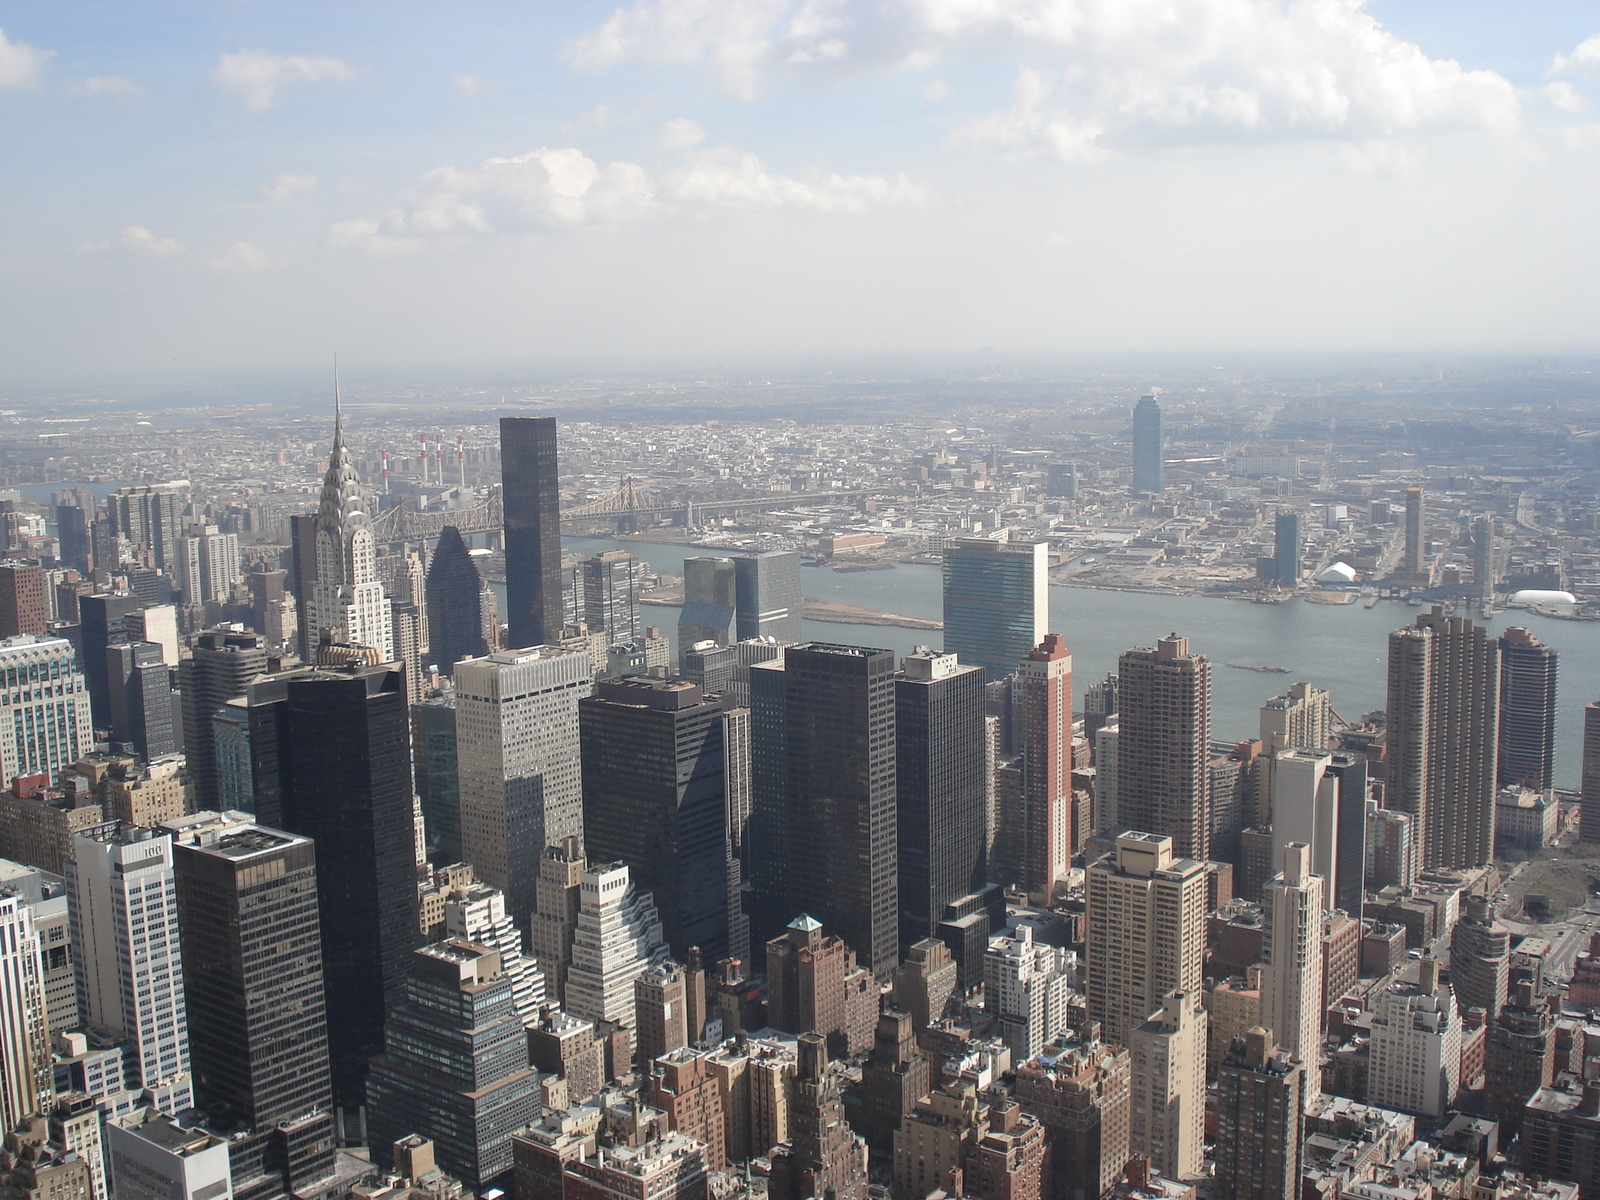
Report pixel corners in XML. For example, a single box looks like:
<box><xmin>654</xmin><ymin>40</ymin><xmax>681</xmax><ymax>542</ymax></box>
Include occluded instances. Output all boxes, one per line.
<box><xmin>412</xmin><ymin>695</ymin><xmax>460</xmax><ymax>865</ymax></box>
<box><xmin>1273</xmin><ymin>511</ymin><xmax>1301</xmax><ymax>585</ymax></box>
<box><xmin>168</xmin><ymin>819</ymin><xmax>336</xmax><ymax>1197</ymax></box>
<box><xmin>580</xmin><ymin>676</ymin><xmax>734</xmax><ymax>960</ymax></box>
<box><xmin>248</xmin><ymin>664</ymin><xmax>418</xmax><ymax>1107</ymax></box>
<box><xmin>424</xmin><ymin>525</ymin><xmax>487</xmax><ymax>675</ymax></box>
<box><xmin>79</xmin><ymin>593</ymin><xmax>139</xmax><ymax>727</ymax></box>
<box><xmin>784</xmin><ymin>643</ymin><xmax>899</xmax><ymax>980</ymax></box>
<box><xmin>500</xmin><ymin>417</ymin><xmax>563</xmax><ymax>649</ymax></box>
<box><xmin>895</xmin><ymin>650</ymin><xmax>987</xmax><ymax>960</ymax></box>
<box><xmin>747</xmin><ymin>658</ymin><xmax>790</xmax><ymax>953</ymax></box>
<box><xmin>734</xmin><ymin>551</ymin><xmax>803</xmax><ymax>643</ymax></box>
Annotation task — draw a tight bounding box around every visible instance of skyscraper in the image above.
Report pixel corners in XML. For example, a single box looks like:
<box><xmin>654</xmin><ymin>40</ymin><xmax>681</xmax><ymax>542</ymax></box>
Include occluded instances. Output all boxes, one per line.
<box><xmin>167</xmin><ymin>815</ymin><xmax>336</xmax><ymax>1196</ymax></box>
<box><xmin>1213</xmin><ymin>1029</ymin><xmax>1302</xmax><ymax>1200</ymax></box>
<box><xmin>178</xmin><ymin>627</ymin><xmax>267</xmax><ymax>808</ymax></box>
<box><xmin>1367</xmin><ymin>958</ymin><xmax>1460</xmax><ymax>1117</ymax></box>
<box><xmin>1499</xmin><ymin>627</ymin><xmax>1558</xmax><ymax>790</ymax></box>
<box><xmin>583</xmin><ymin>550</ymin><xmax>645</xmax><ymax>643</ymax></box>
<box><xmin>1085</xmin><ymin>832</ymin><xmax>1207</xmax><ymax>1046</ymax></box>
<box><xmin>1015</xmin><ymin>635</ymin><xmax>1073</xmax><ymax>905</ymax></box>
<box><xmin>942</xmin><ymin>537</ymin><xmax>1048</xmax><ymax>682</ymax></box>
<box><xmin>1272</xmin><ymin>511</ymin><xmax>1300</xmax><ymax>586</ymax></box>
<box><xmin>454</xmin><ymin>646</ymin><xmax>591</xmax><ymax>927</ymax></box>
<box><xmin>734</xmin><ymin>551</ymin><xmax>803</xmax><ymax>643</ymax></box>
<box><xmin>1131</xmin><ymin>395</ymin><xmax>1164</xmax><ymax>494</ymax></box>
<box><xmin>896</xmin><ymin>648</ymin><xmax>987</xmax><ymax>957</ymax></box>
<box><xmin>66</xmin><ymin>824</ymin><xmax>192</xmax><ymax>1114</ymax></box>
<box><xmin>580</xmin><ymin>676</ymin><xmax>736</xmax><ymax>961</ymax></box>
<box><xmin>55</xmin><ymin>503</ymin><xmax>92</xmax><ymax>575</ymax></box>
<box><xmin>768</xmin><ymin>1034</ymin><xmax>869</xmax><ymax>1200</ymax></box>
<box><xmin>0</xmin><ymin>562</ymin><xmax>48</xmax><ymax>638</ymax></box>
<box><xmin>1451</xmin><ymin>895</ymin><xmax>1510</xmax><ymax>1024</ymax></box>
<box><xmin>0</xmin><ymin>891</ymin><xmax>51</xmax><ymax>1132</ymax></box>
<box><xmin>1260</xmin><ymin>843</ymin><xmax>1324</xmax><ymax>1108</ymax></box>
<box><xmin>562</xmin><ymin>861</ymin><xmax>669</xmax><ymax>1034</ymax></box>
<box><xmin>248</xmin><ymin>663</ymin><xmax>418</xmax><ymax>1107</ymax></box>
<box><xmin>1116</xmin><ymin>634</ymin><xmax>1211</xmax><ymax>862</ymax></box>
<box><xmin>531</xmin><ymin>837</ymin><xmax>586</xmax><ymax>1007</ymax></box>
<box><xmin>1268</xmin><ymin>749</ymin><xmax>1366</xmax><ymax>917</ymax></box>
<box><xmin>0</xmin><ymin>635</ymin><xmax>92</xmax><ymax>784</ymax></box>
<box><xmin>425</xmin><ymin>526</ymin><xmax>488</xmax><ymax>675</ymax></box>
<box><xmin>500</xmin><ymin>416</ymin><xmax>564</xmax><ymax>649</ymax></box>
<box><xmin>80</xmin><ymin>594</ymin><xmax>140</xmax><ymax>729</ymax></box>
<box><xmin>107</xmin><ymin>484</ymin><xmax>183</xmax><ymax>574</ymax></box>
<box><xmin>106</xmin><ymin>641</ymin><xmax>174</xmax><ymax>762</ymax></box>
<box><xmin>1128</xmin><ymin>990</ymin><xmax>1205</xmax><ymax>1181</ymax></box>
<box><xmin>366</xmin><ymin>941</ymin><xmax>542</xmax><ymax>1193</ymax></box>
<box><xmin>412</xmin><ymin>694</ymin><xmax>460</xmax><ymax>865</ymax></box>
<box><xmin>444</xmin><ymin>881</ymin><xmax>547</xmax><ymax>1025</ymax></box>
<box><xmin>784</xmin><ymin>643</ymin><xmax>900</xmax><ymax>980</ymax></box>
<box><xmin>305</xmin><ymin>405</ymin><xmax>392</xmax><ymax>661</ymax></box>
<box><xmin>1402</xmin><ymin>486</ymin><xmax>1426</xmax><ymax>580</ymax></box>
<box><xmin>1584</xmin><ymin>702</ymin><xmax>1600</xmax><ymax>844</ymax></box>
<box><xmin>1473</xmin><ymin>514</ymin><xmax>1497</xmax><ymax>605</ymax></box>
<box><xmin>678</xmin><ymin>557</ymin><xmax>736</xmax><ymax>654</ymax></box>
<box><xmin>1386</xmin><ymin>607</ymin><xmax>1500</xmax><ymax>871</ymax></box>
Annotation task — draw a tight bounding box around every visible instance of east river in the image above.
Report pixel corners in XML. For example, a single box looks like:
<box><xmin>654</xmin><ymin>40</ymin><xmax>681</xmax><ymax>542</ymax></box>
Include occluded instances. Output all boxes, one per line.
<box><xmin>539</xmin><ymin>537</ymin><xmax>1600</xmax><ymax>790</ymax></box>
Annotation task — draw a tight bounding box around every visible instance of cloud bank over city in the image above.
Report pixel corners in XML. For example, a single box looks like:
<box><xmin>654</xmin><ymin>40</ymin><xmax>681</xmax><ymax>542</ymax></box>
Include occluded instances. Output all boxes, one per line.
<box><xmin>1</xmin><ymin>2</ymin><xmax>1598</xmax><ymax>377</ymax></box>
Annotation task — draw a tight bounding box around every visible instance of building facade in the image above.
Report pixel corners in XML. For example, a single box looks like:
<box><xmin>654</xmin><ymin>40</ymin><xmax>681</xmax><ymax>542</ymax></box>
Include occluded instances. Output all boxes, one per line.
<box><xmin>500</xmin><ymin>416</ymin><xmax>564</xmax><ymax>649</ymax></box>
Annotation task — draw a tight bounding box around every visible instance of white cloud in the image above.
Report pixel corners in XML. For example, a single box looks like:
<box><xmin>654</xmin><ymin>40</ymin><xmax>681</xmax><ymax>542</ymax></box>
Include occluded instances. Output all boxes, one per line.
<box><xmin>209</xmin><ymin>49</ymin><xmax>360</xmax><ymax>112</ymax></box>
<box><xmin>79</xmin><ymin>75</ymin><xmax>145</xmax><ymax>98</ymax></box>
<box><xmin>327</xmin><ymin>216</ymin><xmax>423</xmax><ymax>258</ymax></box>
<box><xmin>569</xmin><ymin>0</ymin><xmax>1524</xmax><ymax>152</ymax></box>
<box><xmin>951</xmin><ymin>67</ymin><xmax>1105</xmax><ymax>162</ymax></box>
<box><xmin>1544</xmin><ymin>81</ymin><xmax>1590</xmax><ymax>114</ymax></box>
<box><xmin>204</xmin><ymin>242</ymin><xmax>275</xmax><ymax>273</ymax></box>
<box><xmin>330</xmin><ymin>137</ymin><xmax>919</xmax><ymax>252</ymax></box>
<box><xmin>264</xmin><ymin>172</ymin><xmax>318</xmax><ymax>203</ymax></box>
<box><xmin>657</xmin><ymin>117</ymin><xmax>708</xmax><ymax>149</ymax></box>
<box><xmin>0</xmin><ymin>26</ymin><xmax>53</xmax><ymax>90</ymax></box>
<box><xmin>1551</xmin><ymin>33</ymin><xmax>1600</xmax><ymax>79</ymax></box>
<box><xmin>118</xmin><ymin>226</ymin><xmax>184</xmax><ymax>257</ymax></box>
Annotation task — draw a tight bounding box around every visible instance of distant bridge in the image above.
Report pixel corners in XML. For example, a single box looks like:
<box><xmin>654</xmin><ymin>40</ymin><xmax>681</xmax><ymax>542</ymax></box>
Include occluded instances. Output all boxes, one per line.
<box><xmin>371</xmin><ymin>479</ymin><xmax>875</xmax><ymax>541</ymax></box>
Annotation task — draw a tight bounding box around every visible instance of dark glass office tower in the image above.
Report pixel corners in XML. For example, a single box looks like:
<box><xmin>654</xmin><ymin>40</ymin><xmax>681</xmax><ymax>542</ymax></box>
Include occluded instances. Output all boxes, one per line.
<box><xmin>249</xmin><ymin>663</ymin><xmax>418</xmax><ymax>1107</ymax></box>
<box><xmin>896</xmin><ymin>649</ymin><xmax>986</xmax><ymax>960</ymax></box>
<box><xmin>747</xmin><ymin>658</ymin><xmax>790</xmax><ymax>953</ymax></box>
<box><xmin>580</xmin><ymin>676</ymin><xmax>733</xmax><ymax>961</ymax></box>
<box><xmin>1132</xmin><ymin>394</ymin><xmax>1164</xmax><ymax>494</ymax></box>
<box><xmin>734</xmin><ymin>551</ymin><xmax>803</xmax><ymax>643</ymax></box>
<box><xmin>1499</xmin><ymin>627</ymin><xmax>1558</xmax><ymax>790</ymax></box>
<box><xmin>500</xmin><ymin>417</ymin><xmax>563</xmax><ymax>649</ymax></box>
<box><xmin>678</xmin><ymin>557</ymin><xmax>736</xmax><ymax>655</ymax></box>
<box><xmin>168</xmin><ymin>819</ymin><xmax>336</xmax><ymax>1197</ymax></box>
<box><xmin>412</xmin><ymin>695</ymin><xmax>460</xmax><ymax>865</ymax></box>
<box><xmin>288</xmin><ymin>513</ymin><xmax>320</xmax><ymax>661</ymax></box>
<box><xmin>179</xmin><ymin>627</ymin><xmax>268</xmax><ymax>808</ymax></box>
<box><xmin>55</xmin><ymin>504</ymin><xmax>92</xmax><ymax>575</ymax></box>
<box><xmin>424</xmin><ymin>526</ymin><xmax>487</xmax><ymax>675</ymax></box>
<box><xmin>1273</xmin><ymin>512</ymin><xmax>1301</xmax><ymax>585</ymax></box>
<box><xmin>366</xmin><ymin>941</ymin><xmax>541</xmax><ymax>1193</ymax></box>
<box><xmin>786</xmin><ymin>643</ymin><xmax>899</xmax><ymax>980</ymax></box>
<box><xmin>80</xmin><ymin>593</ymin><xmax>139</xmax><ymax>727</ymax></box>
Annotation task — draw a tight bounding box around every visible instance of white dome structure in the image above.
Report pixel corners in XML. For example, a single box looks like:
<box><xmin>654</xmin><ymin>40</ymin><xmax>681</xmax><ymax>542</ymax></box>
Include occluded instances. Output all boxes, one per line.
<box><xmin>1316</xmin><ymin>562</ymin><xmax>1358</xmax><ymax>584</ymax></box>
<box><xmin>1510</xmin><ymin>589</ymin><xmax>1577</xmax><ymax>606</ymax></box>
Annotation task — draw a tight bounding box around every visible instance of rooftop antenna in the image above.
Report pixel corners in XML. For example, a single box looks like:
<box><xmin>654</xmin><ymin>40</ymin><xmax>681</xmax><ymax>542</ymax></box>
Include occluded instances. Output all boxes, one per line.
<box><xmin>333</xmin><ymin>354</ymin><xmax>344</xmax><ymax>443</ymax></box>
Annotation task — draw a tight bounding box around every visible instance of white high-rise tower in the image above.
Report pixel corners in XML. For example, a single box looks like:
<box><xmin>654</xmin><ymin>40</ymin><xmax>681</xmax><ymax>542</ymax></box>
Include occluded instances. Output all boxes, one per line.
<box><xmin>306</xmin><ymin>382</ymin><xmax>393</xmax><ymax>662</ymax></box>
<box><xmin>563</xmin><ymin>862</ymin><xmax>668</xmax><ymax>1034</ymax></box>
<box><xmin>1262</xmin><ymin>842</ymin><xmax>1325</xmax><ymax>1109</ymax></box>
<box><xmin>0</xmin><ymin>892</ymin><xmax>52</xmax><ymax>1131</ymax></box>
<box><xmin>65</xmin><ymin>825</ymin><xmax>193</xmax><ymax>1115</ymax></box>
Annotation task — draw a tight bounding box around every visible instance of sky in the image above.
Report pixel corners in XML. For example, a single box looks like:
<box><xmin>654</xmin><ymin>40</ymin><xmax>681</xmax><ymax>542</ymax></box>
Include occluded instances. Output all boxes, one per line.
<box><xmin>2</xmin><ymin>1</ymin><xmax>1600</xmax><ymax>382</ymax></box>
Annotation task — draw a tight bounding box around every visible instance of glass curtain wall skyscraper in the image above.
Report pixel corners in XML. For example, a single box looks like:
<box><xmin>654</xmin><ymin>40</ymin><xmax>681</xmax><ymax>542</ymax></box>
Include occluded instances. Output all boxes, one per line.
<box><xmin>941</xmin><ymin>538</ymin><xmax>1048</xmax><ymax>682</ymax></box>
<box><xmin>733</xmin><ymin>551</ymin><xmax>803</xmax><ymax>643</ymax></box>
<box><xmin>500</xmin><ymin>417</ymin><xmax>564</xmax><ymax>649</ymax></box>
<box><xmin>1132</xmin><ymin>395</ymin><xmax>1165</xmax><ymax>494</ymax></box>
